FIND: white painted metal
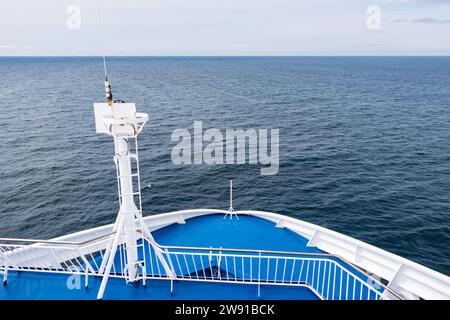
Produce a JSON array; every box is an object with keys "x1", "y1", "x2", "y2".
[
  {"x1": 93, "y1": 102, "x2": 153, "y2": 298},
  {"x1": 116, "y1": 137, "x2": 139, "y2": 281},
  {"x1": 1, "y1": 209, "x2": 449, "y2": 299},
  {"x1": 92, "y1": 102, "x2": 174, "y2": 299},
  {"x1": 238, "y1": 210, "x2": 450, "y2": 300},
  {"x1": 94, "y1": 102, "x2": 143, "y2": 283},
  {"x1": 137, "y1": 209, "x2": 450, "y2": 299},
  {"x1": 224, "y1": 180, "x2": 238, "y2": 220},
  {"x1": 229, "y1": 180, "x2": 233, "y2": 211},
  {"x1": 1, "y1": 269, "x2": 7, "y2": 285},
  {"x1": 154, "y1": 246, "x2": 384, "y2": 300},
  {"x1": 0, "y1": 236, "x2": 383, "y2": 300}
]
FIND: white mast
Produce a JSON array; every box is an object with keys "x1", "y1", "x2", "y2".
[
  {"x1": 93, "y1": 102, "x2": 172, "y2": 299},
  {"x1": 94, "y1": 102, "x2": 145, "y2": 288},
  {"x1": 91, "y1": 1, "x2": 172, "y2": 299}
]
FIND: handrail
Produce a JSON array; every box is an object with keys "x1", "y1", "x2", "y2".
[
  {"x1": 0, "y1": 231, "x2": 404, "y2": 300},
  {"x1": 160, "y1": 249, "x2": 382, "y2": 300},
  {"x1": 0, "y1": 232, "x2": 115, "y2": 246},
  {"x1": 150, "y1": 241, "x2": 404, "y2": 300}
]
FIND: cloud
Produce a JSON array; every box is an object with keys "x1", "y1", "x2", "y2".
[
  {"x1": 2, "y1": 1, "x2": 450, "y2": 56},
  {"x1": 0, "y1": 45, "x2": 16, "y2": 50},
  {"x1": 392, "y1": 17, "x2": 450, "y2": 24},
  {"x1": 413, "y1": 18, "x2": 450, "y2": 23},
  {"x1": 404, "y1": 0, "x2": 450, "y2": 4}
]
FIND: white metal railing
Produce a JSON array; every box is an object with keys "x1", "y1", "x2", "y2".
[
  {"x1": 0, "y1": 234, "x2": 396, "y2": 300},
  {"x1": 0, "y1": 239, "x2": 106, "y2": 276},
  {"x1": 142, "y1": 240, "x2": 386, "y2": 300}
]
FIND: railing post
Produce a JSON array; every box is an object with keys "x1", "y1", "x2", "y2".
[
  {"x1": 77, "y1": 249, "x2": 96, "y2": 274},
  {"x1": 208, "y1": 246, "x2": 214, "y2": 280},
  {"x1": 85, "y1": 269, "x2": 89, "y2": 290},
  {"x1": 2, "y1": 268, "x2": 7, "y2": 286},
  {"x1": 165, "y1": 248, "x2": 175, "y2": 295},
  {"x1": 218, "y1": 247, "x2": 222, "y2": 280},
  {"x1": 1, "y1": 246, "x2": 19, "y2": 270},
  {"x1": 258, "y1": 252, "x2": 261, "y2": 299},
  {"x1": 208, "y1": 246, "x2": 212, "y2": 264},
  {"x1": 142, "y1": 262, "x2": 147, "y2": 287}
]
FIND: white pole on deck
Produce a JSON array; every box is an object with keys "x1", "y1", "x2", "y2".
[
  {"x1": 229, "y1": 180, "x2": 233, "y2": 211},
  {"x1": 224, "y1": 179, "x2": 238, "y2": 220}
]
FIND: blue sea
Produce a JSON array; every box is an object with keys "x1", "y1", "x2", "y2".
[{"x1": 0, "y1": 57, "x2": 449, "y2": 276}]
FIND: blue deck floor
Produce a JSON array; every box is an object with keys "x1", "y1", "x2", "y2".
[
  {"x1": 0, "y1": 271, "x2": 319, "y2": 300},
  {"x1": 152, "y1": 214, "x2": 323, "y2": 253},
  {"x1": 0, "y1": 213, "x2": 379, "y2": 300}
]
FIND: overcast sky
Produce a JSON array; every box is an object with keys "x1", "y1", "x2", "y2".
[{"x1": 1, "y1": 0, "x2": 449, "y2": 56}]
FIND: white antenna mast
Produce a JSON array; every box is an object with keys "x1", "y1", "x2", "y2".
[
  {"x1": 92, "y1": 1, "x2": 173, "y2": 300},
  {"x1": 224, "y1": 180, "x2": 239, "y2": 220}
]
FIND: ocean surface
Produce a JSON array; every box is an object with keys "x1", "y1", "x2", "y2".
[{"x1": 0, "y1": 57, "x2": 449, "y2": 276}]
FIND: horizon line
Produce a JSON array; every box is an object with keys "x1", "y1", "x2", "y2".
[{"x1": 1, "y1": 55, "x2": 450, "y2": 58}]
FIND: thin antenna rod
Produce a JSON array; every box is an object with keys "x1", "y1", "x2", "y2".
[
  {"x1": 96, "y1": 0, "x2": 113, "y2": 106},
  {"x1": 96, "y1": 0, "x2": 108, "y2": 79},
  {"x1": 229, "y1": 180, "x2": 233, "y2": 210}
]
